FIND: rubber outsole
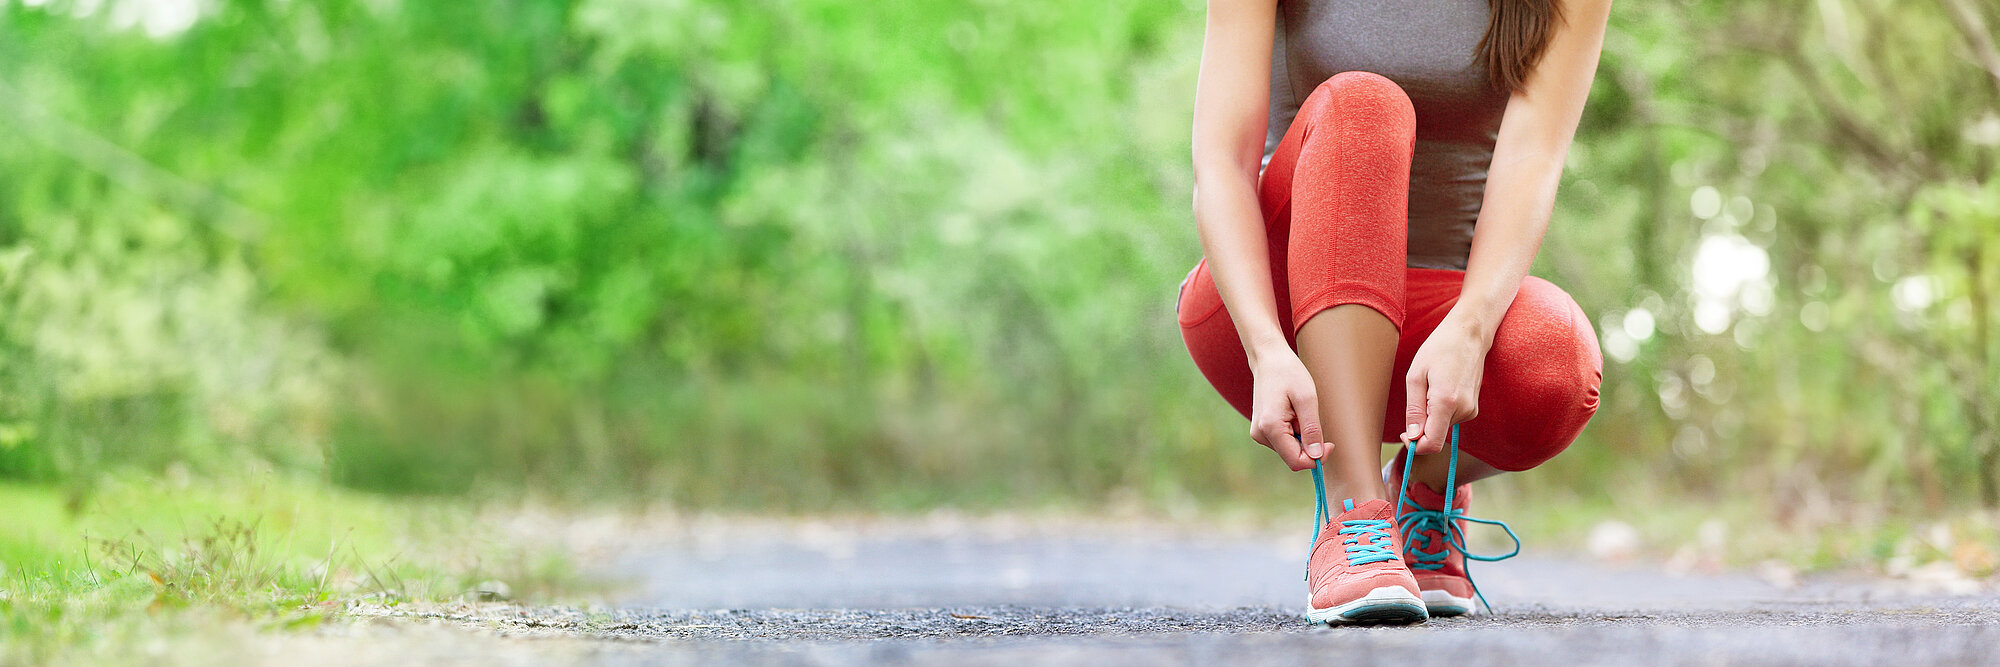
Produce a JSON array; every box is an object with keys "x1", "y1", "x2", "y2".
[
  {"x1": 1305, "y1": 585, "x2": 1429, "y2": 626},
  {"x1": 1422, "y1": 589, "x2": 1475, "y2": 617},
  {"x1": 1425, "y1": 603, "x2": 1471, "y2": 617}
]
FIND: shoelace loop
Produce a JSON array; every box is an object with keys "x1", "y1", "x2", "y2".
[{"x1": 1393, "y1": 424, "x2": 1522, "y2": 613}]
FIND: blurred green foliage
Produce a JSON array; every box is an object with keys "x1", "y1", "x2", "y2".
[{"x1": 0, "y1": 0, "x2": 1994, "y2": 520}]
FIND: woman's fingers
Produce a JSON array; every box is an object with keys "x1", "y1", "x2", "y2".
[
  {"x1": 1268, "y1": 425, "x2": 1312, "y2": 471},
  {"x1": 1294, "y1": 389, "x2": 1324, "y2": 460},
  {"x1": 1251, "y1": 418, "x2": 1313, "y2": 471},
  {"x1": 1277, "y1": 431, "x2": 1314, "y2": 471},
  {"x1": 1403, "y1": 371, "x2": 1428, "y2": 445},
  {"x1": 1420, "y1": 391, "x2": 1455, "y2": 455}
]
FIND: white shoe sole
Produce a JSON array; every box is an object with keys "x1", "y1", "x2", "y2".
[
  {"x1": 1423, "y1": 589, "x2": 1476, "y2": 617},
  {"x1": 1305, "y1": 585, "x2": 1428, "y2": 625}
]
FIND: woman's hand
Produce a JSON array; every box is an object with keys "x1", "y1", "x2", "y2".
[
  {"x1": 1250, "y1": 350, "x2": 1325, "y2": 471},
  {"x1": 1400, "y1": 310, "x2": 1492, "y2": 455}
]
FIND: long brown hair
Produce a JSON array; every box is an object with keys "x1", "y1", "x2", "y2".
[{"x1": 1479, "y1": 0, "x2": 1565, "y2": 92}]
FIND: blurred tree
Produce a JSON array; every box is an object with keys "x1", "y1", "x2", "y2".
[
  {"x1": 0, "y1": 0, "x2": 1993, "y2": 518},
  {"x1": 1543, "y1": 0, "x2": 2000, "y2": 516}
]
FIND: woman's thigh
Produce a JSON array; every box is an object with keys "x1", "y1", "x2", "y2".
[
  {"x1": 1379, "y1": 269, "x2": 1603, "y2": 471},
  {"x1": 1177, "y1": 259, "x2": 1264, "y2": 419}
]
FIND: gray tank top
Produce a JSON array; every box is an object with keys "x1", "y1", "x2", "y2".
[{"x1": 1265, "y1": 0, "x2": 1507, "y2": 270}]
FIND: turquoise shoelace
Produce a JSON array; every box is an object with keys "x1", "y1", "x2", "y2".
[
  {"x1": 1393, "y1": 424, "x2": 1522, "y2": 613},
  {"x1": 1310, "y1": 462, "x2": 1400, "y2": 568}
]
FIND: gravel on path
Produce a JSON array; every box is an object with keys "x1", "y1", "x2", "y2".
[{"x1": 311, "y1": 515, "x2": 2000, "y2": 666}]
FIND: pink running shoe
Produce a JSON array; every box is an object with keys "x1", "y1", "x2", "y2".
[
  {"x1": 1305, "y1": 465, "x2": 1427, "y2": 625},
  {"x1": 1386, "y1": 455, "x2": 1478, "y2": 616},
  {"x1": 1385, "y1": 426, "x2": 1521, "y2": 617}
]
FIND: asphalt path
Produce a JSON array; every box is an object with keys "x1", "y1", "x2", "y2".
[{"x1": 371, "y1": 517, "x2": 2000, "y2": 666}]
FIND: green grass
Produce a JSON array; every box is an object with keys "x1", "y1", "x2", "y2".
[{"x1": 0, "y1": 474, "x2": 574, "y2": 666}]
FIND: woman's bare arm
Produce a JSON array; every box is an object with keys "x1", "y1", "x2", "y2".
[
  {"x1": 1194, "y1": 0, "x2": 1331, "y2": 469},
  {"x1": 1192, "y1": 0, "x2": 1281, "y2": 365},
  {"x1": 1455, "y1": 0, "x2": 1614, "y2": 341},
  {"x1": 1404, "y1": 0, "x2": 1614, "y2": 451}
]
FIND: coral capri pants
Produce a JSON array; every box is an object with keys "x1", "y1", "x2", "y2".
[{"x1": 1176, "y1": 71, "x2": 1603, "y2": 472}]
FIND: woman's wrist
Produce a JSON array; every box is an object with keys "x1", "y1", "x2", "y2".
[
  {"x1": 1449, "y1": 267, "x2": 1526, "y2": 350},
  {"x1": 1242, "y1": 331, "x2": 1294, "y2": 369},
  {"x1": 1440, "y1": 304, "x2": 1500, "y2": 352}
]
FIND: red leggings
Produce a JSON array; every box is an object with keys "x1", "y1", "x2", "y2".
[{"x1": 1177, "y1": 72, "x2": 1603, "y2": 472}]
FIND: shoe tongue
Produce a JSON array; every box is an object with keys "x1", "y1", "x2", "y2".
[
  {"x1": 1402, "y1": 479, "x2": 1465, "y2": 511},
  {"x1": 1408, "y1": 481, "x2": 1445, "y2": 508},
  {"x1": 1343, "y1": 497, "x2": 1393, "y2": 520}
]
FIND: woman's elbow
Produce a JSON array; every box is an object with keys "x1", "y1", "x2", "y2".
[{"x1": 1190, "y1": 159, "x2": 1252, "y2": 198}]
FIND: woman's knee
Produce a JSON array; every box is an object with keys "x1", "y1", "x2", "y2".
[
  {"x1": 1465, "y1": 280, "x2": 1602, "y2": 471},
  {"x1": 1499, "y1": 278, "x2": 1604, "y2": 407},
  {"x1": 1300, "y1": 71, "x2": 1416, "y2": 134}
]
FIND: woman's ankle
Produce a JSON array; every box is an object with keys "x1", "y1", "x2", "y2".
[
  {"x1": 1405, "y1": 449, "x2": 1506, "y2": 491},
  {"x1": 1325, "y1": 477, "x2": 1390, "y2": 505}
]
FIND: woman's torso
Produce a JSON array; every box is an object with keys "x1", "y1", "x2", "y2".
[{"x1": 1265, "y1": 0, "x2": 1507, "y2": 270}]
